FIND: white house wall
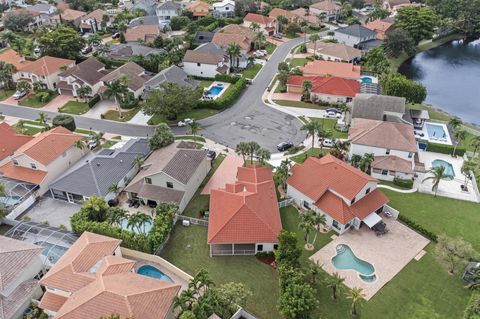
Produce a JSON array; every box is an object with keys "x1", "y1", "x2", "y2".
[
  {"x1": 183, "y1": 61, "x2": 220, "y2": 78},
  {"x1": 350, "y1": 143, "x2": 414, "y2": 162}
]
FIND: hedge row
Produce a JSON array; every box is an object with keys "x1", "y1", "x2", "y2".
[
  {"x1": 193, "y1": 74, "x2": 240, "y2": 84},
  {"x1": 88, "y1": 94, "x2": 101, "y2": 108},
  {"x1": 393, "y1": 177, "x2": 414, "y2": 189},
  {"x1": 197, "y1": 78, "x2": 246, "y2": 110},
  {"x1": 427, "y1": 142, "x2": 466, "y2": 156},
  {"x1": 398, "y1": 214, "x2": 437, "y2": 242}
]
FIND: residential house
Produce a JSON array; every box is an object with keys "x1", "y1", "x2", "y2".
[
  {"x1": 212, "y1": 24, "x2": 255, "y2": 53},
  {"x1": 291, "y1": 7, "x2": 321, "y2": 25},
  {"x1": 99, "y1": 62, "x2": 152, "y2": 98},
  {"x1": 185, "y1": 1, "x2": 210, "y2": 17},
  {"x1": 79, "y1": 9, "x2": 111, "y2": 33},
  {"x1": 349, "y1": 118, "x2": 419, "y2": 181},
  {"x1": 49, "y1": 138, "x2": 149, "y2": 204},
  {"x1": 0, "y1": 127, "x2": 83, "y2": 195},
  {"x1": 306, "y1": 41, "x2": 362, "y2": 63},
  {"x1": 128, "y1": 15, "x2": 161, "y2": 27},
  {"x1": 383, "y1": 0, "x2": 410, "y2": 12},
  {"x1": 13, "y1": 56, "x2": 75, "y2": 91},
  {"x1": 212, "y1": 0, "x2": 235, "y2": 18},
  {"x1": 156, "y1": 1, "x2": 182, "y2": 27},
  {"x1": 268, "y1": 8, "x2": 300, "y2": 23},
  {"x1": 25, "y1": 4, "x2": 56, "y2": 28},
  {"x1": 57, "y1": 58, "x2": 110, "y2": 97},
  {"x1": 38, "y1": 232, "x2": 181, "y2": 319},
  {"x1": 124, "y1": 24, "x2": 163, "y2": 44},
  {"x1": 309, "y1": 0, "x2": 341, "y2": 21},
  {"x1": 106, "y1": 43, "x2": 165, "y2": 61},
  {"x1": 193, "y1": 31, "x2": 215, "y2": 45},
  {"x1": 143, "y1": 65, "x2": 199, "y2": 98},
  {"x1": 125, "y1": 141, "x2": 210, "y2": 212},
  {"x1": 0, "y1": 49, "x2": 32, "y2": 70},
  {"x1": 130, "y1": 0, "x2": 157, "y2": 15},
  {"x1": 208, "y1": 165, "x2": 282, "y2": 256},
  {"x1": 334, "y1": 24, "x2": 378, "y2": 49},
  {"x1": 183, "y1": 42, "x2": 230, "y2": 77},
  {"x1": 287, "y1": 154, "x2": 390, "y2": 234},
  {"x1": 243, "y1": 13, "x2": 277, "y2": 36},
  {"x1": 50, "y1": 8, "x2": 86, "y2": 27},
  {"x1": 0, "y1": 123, "x2": 33, "y2": 164},
  {"x1": 301, "y1": 60, "x2": 361, "y2": 80},
  {"x1": 363, "y1": 18, "x2": 394, "y2": 40},
  {"x1": 349, "y1": 93, "x2": 407, "y2": 124},
  {"x1": 0, "y1": 236, "x2": 44, "y2": 319},
  {"x1": 287, "y1": 75, "x2": 360, "y2": 103}
]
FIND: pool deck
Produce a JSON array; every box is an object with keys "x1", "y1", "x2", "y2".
[
  {"x1": 205, "y1": 81, "x2": 231, "y2": 100},
  {"x1": 310, "y1": 217, "x2": 429, "y2": 300}
]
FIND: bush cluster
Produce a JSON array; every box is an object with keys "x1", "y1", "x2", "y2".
[
  {"x1": 197, "y1": 78, "x2": 246, "y2": 110},
  {"x1": 398, "y1": 214, "x2": 437, "y2": 242},
  {"x1": 52, "y1": 114, "x2": 76, "y2": 132},
  {"x1": 427, "y1": 142, "x2": 466, "y2": 156},
  {"x1": 88, "y1": 94, "x2": 101, "y2": 108},
  {"x1": 393, "y1": 177, "x2": 414, "y2": 189}
]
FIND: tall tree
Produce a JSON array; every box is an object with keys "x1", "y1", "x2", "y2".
[
  {"x1": 275, "y1": 159, "x2": 291, "y2": 192},
  {"x1": 346, "y1": 287, "x2": 365, "y2": 316},
  {"x1": 254, "y1": 31, "x2": 266, "y2": 51},
  {"x1": 38, "y1": 25, "x2": 86, "y2": 59},
  {"x1": 133, "y1": 155, "x2": 144, "y2": 170},
  {"x1": 246, "y1": 141, "x2": 261, "y2": 164},
  {"x1": 384, "y1": 28, "x2": 416, "y2": 58},
  {"x1": 448, "y1": 117, "x2": 463, "y2": 131},
  {"x1": 381, "y1": 73, "x2": 427, "y2": 104},
  {"x1": 77, "y1": 85, "x2": 92, "y2": 102},
  {"x1": 103, "y1": 76, "x2": 128, "y2": 119},
  {"x1": 149, "y1": 123, "x2": 174, "y2": 150},
  {"x1": 255, "y1": 148, "x2": 271, "y2": 165},
  {"x1": 0, "y1": 62, "x2": 16, "y2": 92},
  {"x1": 422, "y1": 165, "x2": 449, "y2": 196},
  {"x1": 470, "y1": 135, "x2": 480, "y2": 158},
  {"x1": 359, "y1": 153, "x2": 374, "y2": 174},
  {"x1": 309, "y1": 33, "x2": 321, "y2": 57},
  {"x1": 325, "y1": 272, "x2": 345, "y2": 300},
  {"x1": 188, "y1": 120, "x2": 201, "y2": 141},
  {"x1": 363, "y1": 47, "x2": 391, "y2": 74},
  {"x1": 298, "y1": 210, "x2": 315, "y2": 248},
  {"x1": 226, "y1": 43, "x2": 242, "y2": 70},
  {"x1": 435, "y1": 234, "x2": 477, "y2": 274},
  {"x1": 301, "y1": 80, "x2": 312, "y2": 102},
  {"x1": 453, "y1": 129, "x2": 467, "y2": 157},
  {"x1": 36, "y1": 112, "x2": 50, "y2": 131},
  {"x1": 301, "y1": 120, "x2": 320, "y2": 150},
  {"x1": 235, "y1": 142, "x2": 249, "y2": 166},
  {"x1": 395, "y1": 6, "x2": 438, "y2": 44},
  {"x1": 461, "y1": 159, "x2": 476, "y2": 189},
  {"x1": 4, "y1": 11, "x2": 34, "y2": 32}
]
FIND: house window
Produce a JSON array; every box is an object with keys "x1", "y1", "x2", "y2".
[
  {"x1": 145, "y1": 177, "x2": 152, "y2": 184},
  {"x1": 365, "y1": 188, "x2": 370, "y2": 195},
  {"x1": 386, "y1": 149, "x2": 390, "y2": 155},
  {"x1": 257, "y1": 244, "x2": 263, "y2": 251},
  {"x1": 30, "y1": 163, "x2": 37, "y2": 169},
  {"x1": 12, "y1": 159, "x2": 19, "y2": 166},
  {"x1": 225, "y1": 6, "x2": 229, "y2": 10},
  {"x1": 303, "y1": 200, "x2": 311, "y2": 209},
  {"x1": 332, "y1": 220, "x2": 339, "y2": 229},
  {"x1": 351, "y1": 197, "x2": 356, "y2": 205},
  {"x1": 197, "y1": 63, "x2": 201, "y2": 67},
  {"x1": 166, "y1": 181, "x2": 173, "y2": 188},
  {"x1": 381, "y1": 170, "x2": 388, "y2": 175},
  {"x1": 273, "y1": 244, "x2": 278, "y2": 250},
  {"x1": 408, "y1": 152, "x2": 413, "y2": 158}
]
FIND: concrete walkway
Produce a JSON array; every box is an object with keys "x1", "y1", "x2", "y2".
[
  {"x1": 128, "y1": 109, "x2": 152, "y2": 125},
  {"x1": 377, "y1": 184, "x2": 418, "y2": 193}
]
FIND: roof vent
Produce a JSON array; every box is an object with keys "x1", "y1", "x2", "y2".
[
  {"x1": 96, "y1": 163, "x2": 100, "y2": 167},
  {"x1": 120, "y1": 159, "x2": 123, "y2": 163}
]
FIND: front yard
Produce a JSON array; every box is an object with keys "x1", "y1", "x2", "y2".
[
  {"x1": 102, "y1": 107, "x2": 141, "y2": 122},
  {"x1": 18, "y1": 92, "x2": 58, "y2": 108},
  {"x1": 59, "y1": 101, "x2": 90, "y2": 115},
  {"x1": 241, "y1": 64, "x2": 262, "y2": 79},
  {"x1": 0, "y1": 89, "x2": 15, "y2": 100},
  {"x1": 290, "y1": 58, "x2": 309, "y2": 67}
]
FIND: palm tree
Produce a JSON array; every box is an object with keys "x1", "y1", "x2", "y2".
[
  {"x1": 188, "y1": 120, "x2": 201, "y2": 141},
  {"x1": 135, "y1": 212, "x2": 152, "y2": 234},
  {"x1": 308, "y1": 259, "x2": 322, "y2": 285},
  {"x1": 448, "y1": 117, "x2": 462, "y2": 131},
  {"x1": 95, "y1": 44, "x2": 111, "y2": 56},
  {"x1": 277, "y1": 15, "x2": 288, "y2": 33},
  {"x1": 247, "y1": 141, "x2": 260, "y2": 164},
  {"x1": 317, "y1": 127, "x2": 332, "y2": 154},
  {"x1": 275, "y1": 159, "x2": 291, "y2": 192},
  {"x1": 103, "y1": 76, "x2": 128, "y2": 119},
  {"x1": 106, "y1": 208, "x2": 127, "y2": 227},
  {"x1": 235, "y1": 142, "x2": 249, "y2": 166},
  {"x1": 338, "y1": 103, "x2": 350, "y2": 124},
  {"x1": 73, "y1": 139, "x2": 86, "y2": 151},
  {"x1": 346, "y1": 287, "x2": 365, "y2": 316},
  {"x1": 325, "y1": 272, "x2": 345, "y2": 300},
  {"x1": 301, "y1": 120, "x2": 320, "y2": 150},
  {"x1": 422, "y1": 165, "x2": 449, "y2": 197},
  {"x1": 90, "y1": 131, "x2": 105, "y2": 147},
  {"x1": 226, "y1": 43, "x2": 241, "y2": 70},
  {"x1": 190, "y1": 269, "x2": 213, "y2": 293},
  {"x1": 16, "y1": 81, "x2": 31, "y2": 94},
  {"x1": 461, "y1": 159, "x2": 476, "y2": 188},
  {"x1": 350, "y1": 154, "x2": 362, "y2": 168},
  {"x1": 249, "y1": 22, "x2": 260, "y2": 32},
  {"x1": 301, "y1": 80, "x2": 312, "y2": 102},
  {"x1": 37, "y1": 112, "x2": 50, "y2": 131},
  {"x1": 133, "y1": 155, "x2": 144, "y2": 170},
  {"x1": 256, "y1": 148, "x2": 271, "y2": 165},
  {"x1": 453, "y1": 129, "x2": 467, "y2": 157},
  {"x1": 77, "y1": 85, "x2": 92, "y2": 102},
  {"x1": 359, "y1": 153, "x2": 374, "y2": 174},
  {"x1": 126, "y1": 213, "x2": 142, "y2": 233},
  {"x1": 0, "y1": 30, "x2": 17, "y2": 47},
  {"x1": 330, "y1": 140, "x2": 350, "y2": 160},
  {"x1": 16, "y1": 120, "x2": 25, "y2": 134},
  {"x1": 311, "y1": 213, "x2": 326, "y2": 245},
  {"x1": 254, "y1": 31, "x2": 266, "y2": 51},
  {"x1": 0, "y1": 62, "x2": 16, "y2": 92},
  {"x1": 309, "y1": 33, "x2": 320, "y2": 57},
  {"x1": 108, "y1": 183, "x2": 121, "y2": 197},
  {"x1": 298, "y1": 210, "x2": 315, "y2": 247},
  {"x1": 470, "y1": 135, "x2": 480, "y2": 158}
]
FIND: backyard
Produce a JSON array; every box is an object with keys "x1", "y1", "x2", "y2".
[{"x1": 59, "y1": 101, "x2": 90, "y2": 115}]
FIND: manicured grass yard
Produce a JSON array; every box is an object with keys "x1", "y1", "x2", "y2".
[
  {"x1": 103, "y1": 107, "x2": 141, "y2": 122},
  {"x1": 100, "y1": 140, "x2": 118, "y2": 149},
  {"x1": 148, "y1": 108, "x2": 220, "y2": 125},
  {"x1": 20, "y1": 126, "x2": 43, "y2": 136},
  {"x1": 0, "y1": 89, "x2": 15, "y2": 100},
  {"x1": 19, "y1": 94, "x2": 57, "y2": 108},
  {"x1": 290, "y1": 58, "x2": 309, "y2": 67},
  {"x1": 174, "y1": 135, "x2": 206, "y2": 143},
  {"x1": 316, "y1": 117, "x2": 348, "y2": 139},
  {"x1": 290, "y1": 148, "x2": 329, "y2": 163},
  {"x1": 266, "y1": 43, "x2": 277, "y2": 54},
  {"x1": 273, "y1": 99, "x2": 325, "y2": 109},
  {"x1": 241, "y1": 64, "x2": 262, "y2": 79},
  {"x1": 199, "y1": 80, "x2": 213, "y2": 88},
  {"x1": 59, "y1": 101, "x2": 90, "y2": 115}
]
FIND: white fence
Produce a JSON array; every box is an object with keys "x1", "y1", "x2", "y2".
[
  {"x1": 6, "y1": 195, "x2": 36, "y2": 220},
  {"x1": 176, "y1": 215, "x2": 209, "y2": 227},
  {"x1": 278, "y1": 198, "x2": 293, "y2": 208}
]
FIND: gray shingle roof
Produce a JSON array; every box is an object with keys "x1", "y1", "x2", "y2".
[
  {"x1": 49, "y1": 139, "x2": 149, "y2": 197},
  {"x1": 336, "y1": 24, "x2": 377, "y2": 38},
  {"x1": 143, "y1": 65, "x2": 199, "y2": 97},
  {"x1": 162, "y1": 150, "x2": 207, "y2": 184},
  {"x1": 132, "y1": 0, "x2": 157, "y2": 15},
  {"x1": 351, "y1": 94, "x2": 406, "y2": 121},
  {"x1": 107, "y1": 43, "x2": 165, "y2": 60},
  {"x1": 157, "y1": 1, "x2": 181, "y2": 10},
  {"x1": 194, "y1": 31, "x2": 215, "y2": 44},
  {"x1": 100, "y1": 62, "x2": 151, "y2": 91},
  {"x1": 59, "y1": 58, "x2": 107, "y2": 86},
  {"x1": 128, "y1": 15, "x2": 160, "y2": 27}
]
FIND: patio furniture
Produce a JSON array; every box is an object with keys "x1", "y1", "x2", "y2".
[{"x1": 384, "y1": 210, "x2": 393, "y2": 218}]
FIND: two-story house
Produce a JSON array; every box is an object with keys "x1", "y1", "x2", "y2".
[
  {"x1": 185, "y1": 1, "x2": 210, "y2": 18},
  {"x1": 287, "y1": 75, "x2": 360, "y2": 103},
  {"x1": 309, "y1": 0, "x2": 341, "y2": 21},
  {"x1": 0, "y1": 127, "x2": 84, "y2": 196},
  {"x1": 182, "y1": 42, "x2": 230, "y2": 77},
  {"x1": 0, "y1": 123, "x2": 33, "y2": 164},
  {"x1": 212, "y1": 0, "x2": 235, "y2": 18},
  {"x1": 39, "y1": 232, "x2": 181, "y2": 319},
  {"x1": 287, "y1": 155, "x2": 390, "y2": 234},
  {"x1": 57, "y1": 58, "x2": 110, "y2": 97},
  {"x1": 0, "y1": 236, "x2": 44, "y2": 319},
  {"x1": 334, "y1": 24, "x2": 378, "y2": 49},
  {"x1": 243, "y1": 13, "x2": 277, "y2": 36},
  {"x1": 99, "y1": 62, "x2": 152, "y2": 98},
  {"x1": 13, "y1": 56, "x2": 75, "y2": 91},
  {"x1": 156, "y1": 1, "x2": 182, "y2": 27},
  {"x1": 24, "y1": 4, "x2": 56, "y2": 28},
  {"x1": 50, "y1": 8, "x2": 86, "y2": 27},
  {"x1": 79, "y1": 9, "x2": 111, "y2": 33},
  {"x1": 125, "y1": 141, "x2": 210, "y2": 213},
  {"x1": 268, "y1": 8, "x2": 300, "y2": 24}
]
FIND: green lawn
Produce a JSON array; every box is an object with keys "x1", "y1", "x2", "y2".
[
  {"x1": 148, "y1": 108, "x2": 220, "y2": 125},
  {"x1": 0, "y1": 89, "x2": 15, "y2": 100},
  {"x1": 266, "y1": 43, "x2": 277, "y2": 54},
  {"x1": 314, "y1": 117, "x2": 348, "y2": 139},
  {"x1": 18, "y1": 94, "x2": 57, "y2": 108},
  {"x1": 241, "y1": 64, "x2": 262, "y2": 79},
  {"x1": 290, "y1": 58, "x2": 309, "y2": 67},
  {"x1": 101, "y1": 140, "x2": 118, "y2": 149},
  {"x1": 20, "y1": 126, "x2": 43, "y2": 136},
  {"x1": 75, "y1": 128, "x2": 93, "y2": 135},
  {"x1": 182, "y1": 154, "x2": 225, "y2": 218},
  {"x1": 290, "y1": 147, "x2": 329, "y2": 163},
  {"x1": 199, "y1": 80, "x2": 213, "y2": 88},
  {"x1": 174, "y1": 135, "x2": 206, "y2": 143},
  {"x1": 160, "y1": 224, "x2": 279, "y2": 319},
  {"x1": 273, "y1": 99, "x2": 325, "y2": 109},
  {"x1": 407, "y1": 103, "x2": 451, "y2": 122},
  {"x1": 103, "y1": 107, "x2": 141, "y2": 122},
  {"x1": 59, "y1": 101, "x2": 90, "y2": 115}
]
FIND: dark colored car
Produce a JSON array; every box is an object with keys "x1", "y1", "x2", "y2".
[
  {"x1": 112, "y1": 32, "x2": 120, "y2": 39},
  {"x1": 207, "y1": 150, "x2": 216, "y2": 160},
  {"x1": 277, "y1": 142, "x2": 293, "y2": 152}
]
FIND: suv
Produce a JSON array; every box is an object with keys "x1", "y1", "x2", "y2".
[
  {"x1": 277, "y1": 142, "x2": 293, "y2": 152},
  {"x1": 322, "y1": 138, "x2": 333, "y2": 147},
  {"x1": 177, "y1": 118, "x2": 193, "y2": 127},
  {"x1": 13, "y1": 90, "x2": 27, "y2": 100}
]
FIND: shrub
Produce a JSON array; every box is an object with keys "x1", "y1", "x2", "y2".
[
  {"x1": 197, "y1": 78, "x2": 246, "y2": 110},
  {"x1": 52, "y1": 114, "x2": 76, "y2": 131},
  {"x1": 88, "y1": 94, "x2": 101, "y2": 108},
  {"x1": 119, "y1": 91, "x2": 139, "y2": 109},
  {"x1": 464, "y1": 292, "x2": 480, "y2": 319},
  {"x1": 398, "y1": 214, "x2": 437, "y2": 242},
  {"x1": 427, "y1": 142, "x2": 466, "y2": 156},
  {"x1": 393, "y1": 177, "x2": 414, "y2": 189},
  {"x1": 214, "y1": 74, "x2": 240, "y2": 84}
]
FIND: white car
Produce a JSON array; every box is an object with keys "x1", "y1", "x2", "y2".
[
  {"x1": 322, "y1": 138, "x2": 333, "y2": 147},
  {"x1": 254, "y1": 50, "x2": 267, "y2": 57},
  {"x1": 87, "y1": 139, "x2": 98, "y2": 150},
  {"x1": 13, "y1": 90, "x2": 27, "y2": 100},
  {"x1": 177, "y1": 118, "x2": 194, "y2": 127},
  {"x1": 324, "y1": 111, "x2": 341, "y2": 119}
]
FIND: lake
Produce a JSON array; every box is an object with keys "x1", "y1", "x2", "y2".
[{"x1": 398, "y1": 38, "x2": 480, "y2": 125}]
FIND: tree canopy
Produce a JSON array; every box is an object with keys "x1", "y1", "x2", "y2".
[
  {"x1": 381, "y1": 73, "x2": 427, "y2": 104},
  {"x1": 4, "y1": 11, "x2": 34, "y2": 32},
  {"x1": 395, "y1": 6, "x2": 438, "y2": 44},
  {"x1": 384, "y1": 28, "x2": 416, "y2": 58},
  {"x1": 428, "y1": 0, "x2": 480, "y2": 37},
  {"x1": 149, "y1": 123, "x2": 175, "y2": 150},
  {"x1": 362, "y1": 47, "x2": 391, "y2": 74},
  {"x1": 38, "y1": 25, "x2": 86, "y2": 60}
]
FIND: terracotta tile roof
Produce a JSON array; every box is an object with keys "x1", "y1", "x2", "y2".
[
  {"x1": 287, "y1": 75, "x2": 360, "y2": 97},
  {"x1": 17, "y1": 56, "x2": 75, "y2": 76},
  {"x1": 287, "y1": 155, "x2": 377, "y2": 202},
  {"x1": 310, "y1": 0, "x2": 341, "y2": 11},
  {"x1": 40, "y1": 232, "x2": 121, "y2": 293},
  {"x1": 301, "y1": 60, "x2": 361, "y2": 79},
  {"x1": 291, "y1": 8, "x2": 320, "y2": 24},
  {"x1": 268, "y1": 8, "x2": 298, "y2": 20},
  {"x1": 212, "y1": 33, "x2": 251, "y2": 51},
  {"x1": 244, "y1": 13, "x2": 275, "y2": 24},
  {"x1": 349, "y1": 189, "x2": 389, "y2": 219},
  {"x1": 0, "y1": 49, "x2": 32, "y2": 70},
  {"x1": 14, "y1": 126, "x2": 81, "y2": 165},
  {"x1": 52, "y1": 8, "x2": 86, "y2": 21},
  {"x1": 185, "y1": 1, "x2": 209, "y2": 15},
  {"x1": 208, "y1": 165, "x2": 282, "y2": 244},
  {"x1": 0, "y1": 122, "x2": 33, "y2": 162},
  {"x1": 349, "y1": 118, "x2": 417, "y2": 153},
  {"x1": 0, "y1": 161, "x2": 47, "y2": 184},
  {"x1": 372, "y1": 155, "x2": 414, "y2": 174},
  {"x1": 218, "y1": 24, "x2": 256, "y2": 41},
  {"x1": 39, "y1": 291, "x2": 68, "y2": 313},
  {"x1": 124, "y1": 25, "x2": 161, "y2": 43},
  {"x1": 363, "y1": 19, "x2": 394, "y2": 40},
  {"x1": 83, "y1": 8, "x2": 107, "y2": 21}
]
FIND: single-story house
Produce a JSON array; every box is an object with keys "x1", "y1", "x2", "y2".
[
  {"x1": 183, "y1": 43, "x2": 230, "y2": 77},
  {"x1": 309, "y1": 0, "x2": 341, "y2": 21},
  {"x1": 334, "y1": 24, "x2": 378, "y2": 49},
  {"x1": 301, "y1": 60, "x2": 361, "y2": 80},
  {"x1": 185, "y1": 1, "x2": 210, "y2": 17},
  {"x1": 106, "y1": 43, "x2": 166, "y2": 61},
  {"x1": 287, "y1": 75, "x2": 360, "y2": 103},
  {"x1": 307, "y1": 41, "x2": 362, "y2": 63},
  {"x1": 49, "y1": 138, "x2": 149, "y2": 204},
  {"x1": 57, "y1": 57, "x2": 110, "y2": 97},
  {"x1": 287, "y1": 154, "x2": 390, "y2": 234},
  {"x1": 99, "y1": 62, "x2": 152, "y2": 98},
  {"x1": 0, "y1": 123, "x2": 33, "y2": 164},
  {"x1": 143, "y1": 65, "x2": 199, "y2": 98},
  {"x1": 39, "y1": 232, "x2": 181, "y2": 319},
  {"x1": 0, "y1": 236, "x2": 44, "y2": 319},
  {"x1": 124, "y1": 141, "x2": 210, "y2": 213},
  {"x1": 243, "y1": 13, "x2": 277, "y2": 36},
  {"x1": 208, "y1": 165, "x2": 282, "y2": 256}
]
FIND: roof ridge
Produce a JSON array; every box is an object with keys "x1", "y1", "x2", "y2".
[{"x1": 87, "y1": 161, "x2": 103, "y2": 196}]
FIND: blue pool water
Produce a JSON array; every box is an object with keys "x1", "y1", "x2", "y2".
[
  {"x1": 332, "y1": 244, "x2": 376, "y2": 282},
  {"x1": 361, "y1": 77, "x2": 373, "y2": 84},
  {"x1": 425, "y1": 123, "x2": 448, "y2": 140},
  {"x1": 35, "y1": 242, "x2": 69, "y2": 264},
  {"x1": 120, "y1": 219, "x2": 152, "y2": 234},
  {"x1": 432, "y1": 159, "x2": 455, "y2": 178},
  {"x1": 0, "y1": 195, "x2": 21, "y2": 207},
  {"x1": 208, "y1": 85, "x2": 224, "y2": 96},
  {"x1": 137, "y1": 265, "x2": 174, "y2": 283}
]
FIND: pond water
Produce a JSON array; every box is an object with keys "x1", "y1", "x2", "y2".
[{"x1": 398, "y1": 38, "x2": 480, "y2": 125}]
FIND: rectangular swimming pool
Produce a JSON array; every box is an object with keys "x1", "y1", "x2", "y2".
[
  {"x1": 425, "y1": 123, "x2": 449, "y2": 142},
  {"x1": 208, "y1": 85, "x2": 225, "y2": 96}
]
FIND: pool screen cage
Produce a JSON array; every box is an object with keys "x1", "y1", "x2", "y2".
[
  {"x1": 5, "y1": 221, "x2": 78, "y2": 267},
  {"x1": 0, "y1": 176, "x2": 38, "y2": 211}
]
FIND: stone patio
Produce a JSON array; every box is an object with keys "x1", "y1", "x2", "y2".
[{"x1": 309, "y1": 217, "x2": 430, "y2": 300}]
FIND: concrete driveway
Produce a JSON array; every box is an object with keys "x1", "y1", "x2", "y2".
[
  {"x1": 23, "y1": 197, "x2": 80, "y2": 230},
  {"x1": 42, "y1": 95, "x2": 74, "y2": 111},
  {"x1": 83, "y1": 100, "x2": 116, "y2": 119}
]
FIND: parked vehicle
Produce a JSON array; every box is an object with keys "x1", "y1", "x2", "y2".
[
  {"x1": 33, "y1": 47, "x2": 41, "y2": 55},
  {"x1": 112, "y1": 32, "x2": 120, "y2": 39},
  {"x1": 81, "y1": 46, "x2": 92, "y2": 55},
  {"x1": 277, "y1": 142, "x2": 293, "y2": 152},
  {"x1": 13, "y1": 90, "x2": 27, "y2": 100},
  {"x1": 87, "y1": 139, "x2": 98, "y2": 150},
  {"x1": 273, "y1": 34, "x2": 283, "y2": 39},
  {"x1": 322, "y1": 138, "x2": 333, "y2": 147},
  {"x1": 325, "y1": 111, "x2": 341, "y2": 119},
  {"x1": 206, "y1": 150, "x2": 216, "y2": 160},
  {"x1": 177, "y1": 118, "x2": 193, "y2": 127},
  {"x1": 326, "y1": 108, "x2": 340, "y2": 114}
]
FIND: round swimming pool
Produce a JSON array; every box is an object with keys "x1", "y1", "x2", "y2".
[
  {"x1": 432, "y1": 159, "x2": 455, "y2": 179},
  {"x1": 137, "y1": 265, "x2": 174, "y2": 283}
]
